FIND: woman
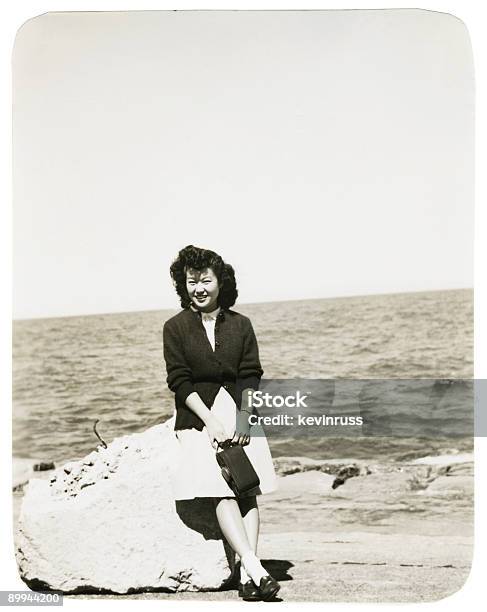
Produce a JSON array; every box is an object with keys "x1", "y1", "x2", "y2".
[{"x1": 163, "y1": 244, "x2": 280, "y2": 602}]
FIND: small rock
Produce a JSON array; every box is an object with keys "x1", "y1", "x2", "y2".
[{"x1": 33, "y1": 461, "x2": 55, "y2": 472}]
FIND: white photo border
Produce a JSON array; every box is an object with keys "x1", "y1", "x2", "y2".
[{"x1": 1, "y1": 3, "x2": 485, "y2": 612}]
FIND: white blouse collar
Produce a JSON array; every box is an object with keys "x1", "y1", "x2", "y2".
[
  {"x1": 190, "y1": 304, "x2": 221, "y2": 321},
  {"x1": 201, "y1": 305, "x2": 221, "y2": 321}
]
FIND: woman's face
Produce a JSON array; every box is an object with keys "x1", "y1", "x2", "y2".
[{"x1": 186, "y1": 267, "x2": 220, "y2": 312}]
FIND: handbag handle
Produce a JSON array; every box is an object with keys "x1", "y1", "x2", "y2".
[{"x1": 216, "y1": 438, "x2": 234, "y2": 451}]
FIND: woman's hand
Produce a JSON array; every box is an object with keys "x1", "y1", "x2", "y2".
[
  {"x1": 231, "y1": 410, "x2": 252, "y2": 446},
  {"x1": 206, "y1": 415, "x2": 229, "y2": 449}
]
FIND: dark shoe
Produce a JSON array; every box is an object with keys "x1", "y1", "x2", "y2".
[
  {"x1": 239, "y1": 580, "x2": 261, "y2": 601},
  {"x1": 257, "y1": 575, "x2": 281, "y2": 601}
]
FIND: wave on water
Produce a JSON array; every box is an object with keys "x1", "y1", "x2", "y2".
[{"x1": 12, "y1": 289, "x2": 473, "y2": 465}]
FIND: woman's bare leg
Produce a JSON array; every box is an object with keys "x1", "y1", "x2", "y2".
[
  {"x1": 238, "y1": 495, "x2": 259, "y2": 551},
  {"x1": 213, "y1": 497, "x2": 252, "y2": 557},
  {"x1": 237, "y1": 496, "x2": 259, "y2": 583},
  {"x1": 213, "y1": 496, "x2": 268, "y2": 585}
]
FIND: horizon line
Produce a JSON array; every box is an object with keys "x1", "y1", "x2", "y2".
[{"x1": 13, "y1": 286, "x2": 473, "y2": 323}]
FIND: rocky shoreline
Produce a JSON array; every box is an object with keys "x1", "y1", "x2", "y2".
[{"x1": 11, "y1": 424, "x2": 474, "y2": 602}]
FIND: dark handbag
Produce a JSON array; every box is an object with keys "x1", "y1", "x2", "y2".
[{"x1": 215, "y1": 439, "x2": 260, "y2": 496}]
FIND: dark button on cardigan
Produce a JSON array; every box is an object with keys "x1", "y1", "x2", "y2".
[{"x1": 163, "y1": 307, "x2": 264, "y2": 431}]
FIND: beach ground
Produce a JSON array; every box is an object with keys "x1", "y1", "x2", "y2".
[
  {"x1": 59, "y1": 530, "x2": 472, "y2": 603},
  {"x1": 13, "y1": 462, "x2": 473, "y2": 603}
]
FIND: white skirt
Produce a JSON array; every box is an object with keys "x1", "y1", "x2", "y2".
[{"x1": 168, "y1": 387, "x2": 278, "y2": 500}]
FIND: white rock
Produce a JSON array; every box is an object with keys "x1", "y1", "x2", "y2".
[
  {"x1": 411, "y1": 453, "x2": 474, "y2": 466},
  {"x1": 15, "y1": 417, "x2": 234, "y2": 594},
  {"x1": 12, "y1": 458, "x2": 56, "y2": 490}
]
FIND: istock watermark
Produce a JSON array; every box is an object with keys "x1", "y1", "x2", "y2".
[
  {"x1": 235, "y1": 378, "x2": 480, "y2": 438},
  {"x1": 247, "y1": 412, "x2": 364, "y2": 427},
  {"x1": 247, "y1": 390, "x2": 310, "y2": 409}
]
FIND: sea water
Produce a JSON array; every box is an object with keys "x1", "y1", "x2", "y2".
[{"x1": 12, "y1": 289, "x2": 473, "y2": 465}]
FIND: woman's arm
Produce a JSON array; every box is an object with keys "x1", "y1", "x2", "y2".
[
  {"x1": 184, "y1": 392, "x2": 228, "y2": 446},
  {"x1": 236, "y1": 318, "x2": 264, "y2": 410},
  {"x1": 163, "y1": 320, "x2": 195, "y2": 405},
  {"x1": 232, "y1": 318, "x2": 264, "y2": 445},
  {"x1": 183, "y1": 391, "x2": 215, "y2": 426},
  {"x1": 163, "y1": 319, "x2": 227, "y2": 445}
]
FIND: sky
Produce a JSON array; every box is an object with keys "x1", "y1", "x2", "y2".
[{"x1": 12, "y1": 9, "x2": 474, "y2": 319}]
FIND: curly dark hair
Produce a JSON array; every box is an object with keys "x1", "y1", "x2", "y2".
[{"x1": 169, "y1": 245, "x2": 238, "y2": 309}]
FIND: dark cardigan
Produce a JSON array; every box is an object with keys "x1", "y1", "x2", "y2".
[{"x1": 163, "y1": 307, "x2": 264, "y2": 431}]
